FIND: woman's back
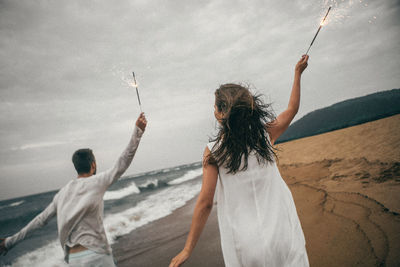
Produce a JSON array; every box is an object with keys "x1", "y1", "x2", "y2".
[
  {"x1": 207, "y1": 134, "x2": 308, "y2": 267},
  {"x1": 170, "y1": 58, "x2": 310, "y2": 267}
]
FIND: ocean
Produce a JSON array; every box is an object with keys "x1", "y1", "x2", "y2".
[{"x1": 0, "y1": 162, "x2": 203, "y2": 267}]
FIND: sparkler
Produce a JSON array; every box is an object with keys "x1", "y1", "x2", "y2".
[
  {"x1": 305, "y1": 6, "x2": 332, "y2": 55},
  {"x1": 132, "y1": 72, "x2": 142, "y2": 112}
]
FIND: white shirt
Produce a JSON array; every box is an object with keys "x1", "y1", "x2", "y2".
[{"x1": 5, "y1": 125, "x2": 144, "y2": 263}]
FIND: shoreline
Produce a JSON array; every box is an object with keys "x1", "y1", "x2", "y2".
[{"x1": 112, "y1": 194, "x2": 225, "y2": 267}]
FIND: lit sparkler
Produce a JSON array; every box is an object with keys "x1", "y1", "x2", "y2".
[
  {"x1": 132, "y1": 72, "x2": 142, "y2": 112},
  {"x1": 305, "y1": 6, "x2": 332, "y2": 55}
]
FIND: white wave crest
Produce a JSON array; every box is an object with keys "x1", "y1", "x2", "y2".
[
  {"x1": 0, "y1": 200, "x2": 25, "y2": 210},
  {"x1": 168, "y1": 168, "x2": 202, "y2": 185},
  {"x1": 138, "y1": 179, "x2": 158, "y2": 189},
  {"x1": 9, "y1": 200, "x2": 25, "y2": 207},
  {"x1": 162, "y1": 168, "x2": 171, "y2": 173},
  {"x1": 104, "y1": 180, "x2": 201, "y2": 242},
  {"x1": 103, "y1": 181, "x2": 140, "y2": 201}
]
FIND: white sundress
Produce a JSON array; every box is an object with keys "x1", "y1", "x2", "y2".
[{"x1": 207, "y1": 134, "x2": 309, "y2": 267}]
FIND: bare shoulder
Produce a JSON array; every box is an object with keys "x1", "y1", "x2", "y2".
[
  {"x1": 202, "y1": 145, "x2": 219, "y2": 173},
  {"x1": 202, "y1": 146, "x2": 212, "y2": 166}
]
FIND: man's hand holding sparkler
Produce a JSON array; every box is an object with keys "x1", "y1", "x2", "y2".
[
  {"x1": 136, "y1": 112, "x2": 147, "y2": 132},
  {"x1": 295, "y1": 55, "x2": 309, "y2": 75}
]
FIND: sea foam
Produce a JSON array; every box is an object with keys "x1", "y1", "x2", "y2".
[
  {"x1": 168, "y1": 168, "x2": 202, "y2": 185},
  {"x1": 5, "y1": 240, "x2": 67, "y2": 267},
  {"x1": 104, "y1": 180, "x2": 202, "y2": 242},
  {"x1": 103, "y1": 181, "x2": 140, "y2": 201}
]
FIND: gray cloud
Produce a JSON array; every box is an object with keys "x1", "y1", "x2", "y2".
[{"x1": 0, "y1": 0, "x2": 399, "y2": 200}]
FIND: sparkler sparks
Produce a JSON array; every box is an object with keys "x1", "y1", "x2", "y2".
[{"x1": 305, "y1": 6, "x2": 332, "y2": 55}]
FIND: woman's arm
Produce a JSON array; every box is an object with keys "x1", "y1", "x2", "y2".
[
  {"x1": 267, "y1": 55, "x2": 309, "y2": 145},
  {"x1": 169, "y1": 147, "x2": 219, "y2": 267}
]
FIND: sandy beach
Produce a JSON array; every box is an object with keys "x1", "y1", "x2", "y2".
[{"x1": 112, "y1": 114, "x2": 400, "y2": 267}]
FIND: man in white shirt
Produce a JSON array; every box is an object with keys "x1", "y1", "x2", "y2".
[{"x1": 0, "y1": 112, "x2": 147, "y2": 266}]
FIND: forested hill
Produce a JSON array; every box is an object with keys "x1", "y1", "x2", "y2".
[{"x1": 275, "y1": 88, "x2": 400, "y2": 144}]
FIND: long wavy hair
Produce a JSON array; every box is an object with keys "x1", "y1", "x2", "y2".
[{"x1": 206, "y1": 83, "x2": 279, "y2": 174}]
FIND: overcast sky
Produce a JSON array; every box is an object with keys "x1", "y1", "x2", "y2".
[{"x1": 0, "y1": 0, "x2": 399, "y2": 200}]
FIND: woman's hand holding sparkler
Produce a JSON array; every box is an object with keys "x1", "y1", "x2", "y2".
[{"x1": 295, "y1": 55, "x2": 309, "y2": 75}]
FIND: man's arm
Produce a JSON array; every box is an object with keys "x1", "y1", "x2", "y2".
[
  {"x1": 98, "y1": 112, "x2": 147, "y2": 189},
  {"x1": 267, "y1": 55, "x2": 309, "y2": 145},
  {"x1": 1, "y1": 198, "x2": 57, "y2": 253}
]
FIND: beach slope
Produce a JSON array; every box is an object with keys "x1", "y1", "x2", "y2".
[{"x1": 113, "y1": 114, "x2": 400, "y2": 267}]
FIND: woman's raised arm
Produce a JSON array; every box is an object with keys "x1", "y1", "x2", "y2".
[{"x1": 267, "y1": 55, "x2": 309, "y2": 145}]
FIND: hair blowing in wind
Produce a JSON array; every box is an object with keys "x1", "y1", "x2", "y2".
[{"x1": 208, "y1": 84, "x2": 279, "y2": 174}]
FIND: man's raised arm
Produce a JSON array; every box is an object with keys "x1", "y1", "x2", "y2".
[{"x1": 98, "y1": 112, "x2": 147, "y2": 189}]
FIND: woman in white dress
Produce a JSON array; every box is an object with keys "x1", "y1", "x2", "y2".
[{"x1": 170, "y1": 55, "x2": 310, "y2": 267}]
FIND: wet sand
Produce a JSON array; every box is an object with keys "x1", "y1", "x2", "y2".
[{"x1": 112, "y1": 114, "x2": 400, "y2": 267}]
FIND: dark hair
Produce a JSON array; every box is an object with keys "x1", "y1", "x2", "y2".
[
  {"x1": 72, "y1": 148, "x2": 95, "y2": 174},
  {"x1": 206, "y1": 83, "x2": 278, "y2": 174}
]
